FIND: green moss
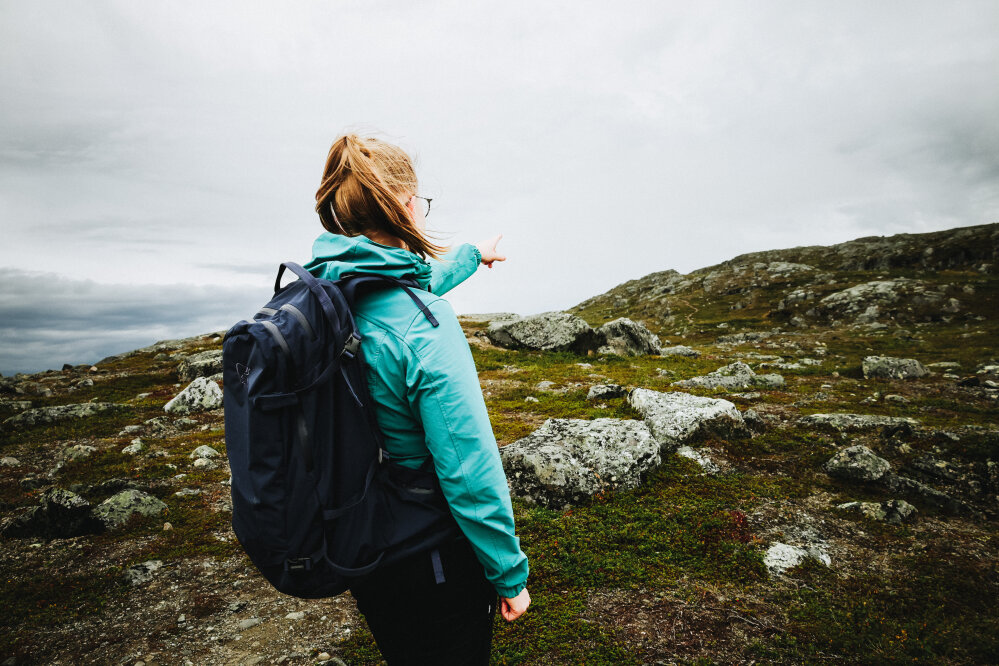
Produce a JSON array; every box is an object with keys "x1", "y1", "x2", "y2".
[{"x1": 0, "y1": 566, "x2": 126, "y2": 656}]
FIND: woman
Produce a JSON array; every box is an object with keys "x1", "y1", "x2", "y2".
[{"x1": 303, "y1": 133, "x2": 530, "y2": 664}]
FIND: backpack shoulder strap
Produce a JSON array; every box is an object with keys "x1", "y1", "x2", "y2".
[{"x1": 337, "y1": 274, "x2": 439, "y2": 327}]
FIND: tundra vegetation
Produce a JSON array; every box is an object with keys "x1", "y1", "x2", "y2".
[{"x1": 1, "y1": 223, "x2": 997, "y2": 664}]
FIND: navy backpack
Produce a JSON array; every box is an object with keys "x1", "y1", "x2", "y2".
[{"x1": 222, "y1": 263, "x2": 460, "y2": 598}]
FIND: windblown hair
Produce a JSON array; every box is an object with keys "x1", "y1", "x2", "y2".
[{"x1": 315, "y1": 134, "x2": 445, "y2": 260}]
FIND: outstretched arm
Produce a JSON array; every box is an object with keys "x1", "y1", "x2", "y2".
[{"x1": 427, "y1": 235, "x2": 506, "y2": 295}]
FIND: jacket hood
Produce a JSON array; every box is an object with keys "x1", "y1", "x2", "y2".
[{"x1": 303, "y1": 232, "x2": 433, "y2": 291}]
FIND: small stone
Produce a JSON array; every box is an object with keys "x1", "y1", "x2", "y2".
[
  {"x1": 586, "y1": 384, "x2": 626, "y2": 401},
  {"x1": 163, "y1": 522, "x2": 173, "y2": 531},
  {"x1": 190, "y1": 445, "x2": 221, "y2": 459},
  {"x1": 0, "y1": 457, "x2": 20, "y2": 467},
  {"x1": 824, "y1": 445, "x2": 892, "y2": 482},
  {"x1": 62, "y1": 444, "x2": 98, "y2": 461},
  {"x1": 535, "y1": 381, "x2": 557, "y2": 391},
  {"x1": 178, "y1": 614, "x2": 186, "y2": 623},
  {"x1": 125, "y1": 560, "x2": 164, "y2": 586},
  {"x1": 238, "y1": 617, "x2": 263, "y2": 631},
  {"x1": 285, "y1": 611, "x2": 306, "y2": 620},
  {"x1": 524, "y1": 396, "x2": 540, "y2": 403},
  {"x1": 317, "y1": 652, "x2": 331, "y2": 661},
  {"x1": 174, "y1": 488, "x2": 202, "y2": 497},
  {"x1": 122, "y1": 440, "x2": 145, "y2": 455},
  {"x1": 193, "y1": 457, "x2": 217, "y2": 470}
]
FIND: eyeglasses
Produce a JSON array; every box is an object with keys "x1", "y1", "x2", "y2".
[{"x1": 412, "y1": 195, "x2": 432, "y2": 218}]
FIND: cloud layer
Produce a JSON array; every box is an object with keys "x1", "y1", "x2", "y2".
[{"x1": 2, "y1": 1, "x2": 998, "y2": 372}]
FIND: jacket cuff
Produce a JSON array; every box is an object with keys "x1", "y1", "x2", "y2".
[
  {"x1": 467, "y1": 243, "x2": 482, "y2": 267},
  {"x1": 494, "y1": 581, "x2": 526, "y2": 599}
]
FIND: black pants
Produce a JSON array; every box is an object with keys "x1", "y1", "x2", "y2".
[{"x1": 349, "y1": 536, "x2": 498, "y2": 665}]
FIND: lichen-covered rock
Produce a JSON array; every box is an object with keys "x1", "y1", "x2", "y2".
[
  {"x1": 676, "y1": 446, "x2": 721, "y2": 474},
  {"x1": 628, "y1": 389, "x2": 749, "y2": 451},
  {"x1": 763, "y1": 542, "x2": 831, "y2": 576},
  {"x1": 486, "y1": 312, "x2": 603, "y2": 354},
  {"x1": 836, "y1": 499, "x2": 917, "y2": 524},
  {"x1": 94, "y1": 489, "x2": 168, "y2": 528},
  {"x1": 862, "y1": 355, "x2": 931, "y2": 380},
  {"x1": 595, "y1": 318, "x2": 662, "y2": 356},
  {"x1": 61, "y1": 444, "x2": 98, "y2": 461},
  {"x1": 121, "y1": 440, "x2": 145, "y2": 455},
  {"x1": 177, "y1": 350, "x2": 224, "y2": 382},
  {"x1": 3, "y1": 402, "x2": 124, "y2": 428},
  {"x1": 190, "y1": 445, "x2": 221, "y2": 459},
  {"x1": 164, "y1": 377, "x2": 223, "y2": 414},
  {"x1": 125, "y1": 560, "x2": 164, "y2": 586},
  {"x1": 1, "y1": 488, "x2": 104, "y2": 539},
  {"x1": 500, "y1": 418, "x2": 660, "y2": 508},
  {"x1": 824, "y1": 445, "x2": 892, "y2": 482},
  {"x1": 586, "y1": 384, "x2": 627, "y2": 401},
  {"x1": 659, "y1": 345, "x2": 700, "y2": 358},
  {"x1": 672, "y1": 362, "x2": 784, "y2": 390},
  {"x1": 801, "y1": 413, "x2": 919, "y2": 431}
]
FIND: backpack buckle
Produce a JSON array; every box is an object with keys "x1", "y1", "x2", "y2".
[
  {"x1": 340, "y1": 334, "x2": 361, "y2": 359},
  {"x1": 284, "y1": 557, "x2": 313, "y2": 573}
]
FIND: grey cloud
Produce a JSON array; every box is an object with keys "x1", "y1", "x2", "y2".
[{"x1": 0, "y1": 268, "x2": 270, "y2": 375}]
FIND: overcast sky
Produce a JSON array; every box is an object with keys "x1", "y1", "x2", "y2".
[{"x1": 2, "y1": 1, "x2": 998, "y2": 375}]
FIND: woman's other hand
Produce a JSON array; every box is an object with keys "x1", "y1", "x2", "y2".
[
  {"x1": 499, "y1": 587, "x2": 530, "y2": 622},
  {"x1": 475, "y1": 234, "x2": 506, "y2": 268}
]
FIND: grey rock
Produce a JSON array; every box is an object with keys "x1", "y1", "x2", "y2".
[
  {"x1": 801, "y1": 413, "x2": 919, "y2": 431},
  {"x1": 189, "y1": 445, "x2": 221, "y2": 459},
  {"x1": 862, "y1": 356, "x2": 930, "y2": 380},
  {"x1": 716, "y1": 331, "x2": 773, "y2": 344},
  {"x1": 94, "y1": 489, "x2": 168, "y2": 528},
  {"x1": 177, "y1": 350, "x2": 224, "y2": 381},
  {"x1": 3, "y1": 402, "x2": 124, "y2": 428},
  {"x1": 672, "y1": 361, "x2": 785, "y2": 390},
  {"x1": 676, "y1": 446, "x2": 721, "y2": 474},
  {"x1": 284, "y1": 611, "x2": 306, "y2": 620},
  {"x1": 0, "y1": 456, "x2": 20, "y2": 467},
  {"x1": 742, "y1": 409, "x2": 767, "y2": 433},
  {"x1": 500, "y1": 418, "x2": 660, "y2": 508},
  {"x1": 763, "y1": 542, "x2": 830, "y2": 575},
  {"x1": 595, "y1": 317, "x2": 662, "y2": 356},
  {"x1": 659, "y1": 345, "x2": 700, "y2": 358},
  {"x1": 61, "y1": 444, "x2": 98, "y2": 461},
  {"x1": 193, "y1": 457, "x2": 218, "y2": 470},
  {"x1": 628, "y1": 389, "x2": 749, "y2": 451},
  {"x1": 882, "y1": 473, "x2": 963, "y2": 514},
  {"x1": 238, "y1": 617, "x2": 263, "y2": 631},
  {"x1": 486, "y1": 312, "x2": 603, "y2": 354},
  {"x1": 586, "y1": 384, "x2": 627, "y2": 401},
  {"x1": 164, "y1": 377, "x2": 223, "y2": 414},
  {"x1": 836, "y1": 499, "x2": 917, "y2": 524},
  {"x1": 824, "y1": 445, "x2": 892, "y2": 482},
  {"x1": 121, "y1": 441, "x2": 145, "y2": 455},
  {"x1": 1, "y1": 488, "x2": 104, "y2": 539},
  {"x1": 125, "y1": 560, "x2": 164, "y2": 586}
]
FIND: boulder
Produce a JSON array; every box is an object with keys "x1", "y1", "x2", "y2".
[
  {"x1": 94, "y1": 489, "x2": 168, "y2": 528},
  {"x1": 659, "y1": 345, "x2": 700, "y2": 358},
  {"x1": 61, "y1": 444, "x2": 98, "y2": 461},
  {"x1": 801, "y1": 413, "x2": 919, "y2": 431},
  {"x1": 586, "y1": 384, "x2": 627, "y2": 401},
  {"x1": 3, "y1": 402, "x2": 123, "y2": 428},
  {"x1": 178, "y1": 350, "x2": 224, "y2": 382},
  {"x1": 763, "y1": 542, "x2": 831, "y2": 576},
  {"x1": 500, "y1": 418, "x2": 660, "y2": 508},
  {"x1": 628, "y1": 389, "x2": 749, "y2": 451},
  {"x1": 671, "y1": 362, "x2": 784, "y2": 390},
  {"x1": 164, "y1": 377, "x2": 223, "y2": 414},
  {"x1": 862, "y1": 356, "x2": 931, "y2": 380},
  {"x1": 823, "y1": 445, "x2": 892, "y2": 482},
  {"x1": 1, "y1": 488, "x2": 104, "y2": 539},
  {"x1": 486, "y1": 312, "x2": 603, "y2": 354},
  {"x1": 836, "y1": 499, "x2": 917, "y2": 524},
  {"x1": 595, "y1": 318, "x2": 662, "y2": 356}
]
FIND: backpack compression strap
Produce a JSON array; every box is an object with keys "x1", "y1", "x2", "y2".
[{"x1": 338, "y1": 274, "x2": 439, "y2": 327}]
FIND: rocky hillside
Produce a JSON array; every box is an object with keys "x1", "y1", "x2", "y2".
[{"x1": 1, "y1": 223, "x2": 997, "y2": 665}]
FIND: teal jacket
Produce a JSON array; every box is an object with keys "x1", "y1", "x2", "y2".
[{"x1": 303, "y1": 233, "x2": 529, "y2": 598}]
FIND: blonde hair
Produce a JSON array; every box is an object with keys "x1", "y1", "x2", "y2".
[{"x1": 315, "y1": 134, "x2": 445, "y2": 260}]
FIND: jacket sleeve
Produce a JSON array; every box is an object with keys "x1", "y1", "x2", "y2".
[
  {"x1": 404, "y1": 297, "x2": 529, "y2": 598},
  {"x1": 428, "y1": 243, "x2": 481, "y2": 296}
]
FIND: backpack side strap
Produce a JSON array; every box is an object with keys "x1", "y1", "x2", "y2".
[{"x1": 338, "y1": 274, "x2": 440, "y2": 327}]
